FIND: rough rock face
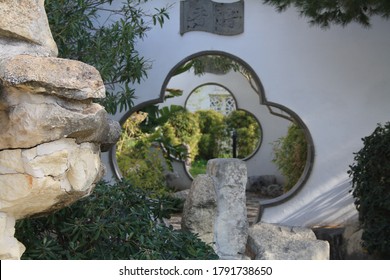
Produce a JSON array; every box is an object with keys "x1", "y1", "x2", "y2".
[
  {"x1": 247, "y1": 223, "x2": 330, "y2": 260},
  {"x1": 208, "y1": 159, "x2": 248, "y2": 259},
  {"x1": 0, "y1": 55, "x2": 114, "y2": 150},
  {"x1": 0, "y1": 139, "x2": 103, "y2": 219},
  {"x1": 181, "y1": 175, "x2": 217, "y2": 244},
  {"x1": 0, "y1": 0, "x2": 120, "y2": 259},
  {"x1": 182, "y1": 159, "x2": 248, "y2": 259},
  {"x1": 0, "y1": 0, "x2": 58, "y2": 57}
]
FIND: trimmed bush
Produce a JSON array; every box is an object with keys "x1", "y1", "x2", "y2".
[{"x1": 348, "y1": 122, "x2": 390, "y2": 258}]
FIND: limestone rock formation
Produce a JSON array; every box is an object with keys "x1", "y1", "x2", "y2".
[
  {"x1": 0, "y1": 0, "x2": 58, "y2": 58},
  {"x1": 0, "y1": 0, "x2": 120, "y2": 259},
  {"x1": 0, "y1": 139, "x2": 103, "y2": 219},
  {"x1": 0, "y1": 55, "x2": 114, "y2": 150},
  {"x1": 247, "y1": 222, "x2": 330, "y2": 260}
]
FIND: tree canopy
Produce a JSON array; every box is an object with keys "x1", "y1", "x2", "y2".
[{"x1": 263, "y1": 0, "x2": 390, "y2": 28}]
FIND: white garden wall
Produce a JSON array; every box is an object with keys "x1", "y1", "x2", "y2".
[{"x1": 102, "y1": 0, "x2": 390, "y2": 227}]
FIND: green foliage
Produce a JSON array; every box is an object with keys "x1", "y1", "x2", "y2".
[
  {"x1": 45, "y1": 0, "x2": 170, "y2": 114},
  {"x1": 189, "y1": 159, "x2": 208, "y2": 177},
  {"x1": 15, "y1": 180, "x2": 218, "y2": 260},
  {"x1": 272, "y1": 123, "x2": 307, "y2": 191},
  {"x1": 116, "y1": 112, "x2": 171, "y2": 196},
  {"x1": 161, "y1": 110, "x2": 202, "y2": 163},
  {"x1": 225, "y1": 110, "x2": 261, "y2": 159},
  {"x1": 195, "y1": 110, "x2": 227, "y2": 160},
  {"x1": 348, "y1": 122, "x2": 390, "y2": 258},
  {"x1": 142, "y1": 105, "x2": 186, "y2": 134},
  {"x1": 116, "y1": 106, "x2": 198, "y2": 193},
  {"x1": 117, "y1": 138, "x2": 169, "y2": 195},
  {"x1": 263, "y1": 0, "x2": 390, "y2": 28},
  {"x1": 191, "y1": 55, "x2": 241, "y2": 76}
]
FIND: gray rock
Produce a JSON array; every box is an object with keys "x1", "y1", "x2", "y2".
[
  {"x1": 207, "y1": 158, "x2": 248, "y2": 259},
  {"x1": 100, "y1": 118, "x2": 122, "y2": 152},
  {"x1": 181, "y1": 174, "x2": 217, "y2": 244},
  {"x1": 172, "y1": 189, "x2": 190, "y2": 201},
  {"x1": 247, "y1": 223, "x2": 330, "y2": 260},
  {"x1": 266, "y1": 184, "x2": 284, "y2": 197},
  {"x1": 342, "y1": 220, "x2": 375, "y2": 259},
  {"x1": 246, "y1": 175, "x2": 283, "y2": 197}
]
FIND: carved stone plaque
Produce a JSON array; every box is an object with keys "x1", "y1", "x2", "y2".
[{"x1": 180, "y1": 0, "x2": 244, "y2": 35}]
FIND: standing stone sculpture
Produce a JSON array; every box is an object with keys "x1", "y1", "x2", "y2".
[
  {"x1": 0, "y1": 0, "x2": 120, "y2": 259},
  {"x1": 181, "y1": 174, "x2": 217, "y2": 244},
  {"x1": 181, "y1": 158, "x2": 248, "y2": 259},
  {"x1": 208, "y1": 158, "x2": 248, "y2": 259}
]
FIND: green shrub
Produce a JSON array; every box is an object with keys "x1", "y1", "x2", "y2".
[
  {"x1": 225, "y1": 110, "x2": 261, "y2": 158},
  {"x1": 15, "y1": 180, "x2": 218, "y2": 260},
  {"x1": 161, "y1": 110, "x2": 201, "y2": 163},
  {"x1": 272, "y1": 123, "x2": 307, "y2": 191},
  {"x1": 195, "y1": 110, "x2": 227, "y2": 160},
  {"x1": 117, "y1": 139, "x2": 169, "y2": 195},
  {"x1": 189, "y1": 159, "x2": 208, "y2": 177},
  {"x1": 116, "y1": 112, "x2": 170, "y2": 196},
  {"x1": 348, "y1": 122, "x2": 390, "y2": 258}
]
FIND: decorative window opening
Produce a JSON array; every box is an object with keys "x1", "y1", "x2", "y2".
[
  {"x1": 209, "y1": 93, "x2": 236, "y2": 115},
  {"x1": 112, "y1": 51, "x2": 314, "y2": 211}
]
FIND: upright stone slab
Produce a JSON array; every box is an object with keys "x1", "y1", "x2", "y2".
[
  {"x1": 207, "y1": 158, "x2": 248, "y2": 259},
  {"x1": 181, "y1": 175, "x2": 217, "y2": 244}
]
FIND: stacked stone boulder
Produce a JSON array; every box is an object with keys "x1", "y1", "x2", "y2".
[{"x1": 0, "y1": 0, "x2": 120, "y2": 259}]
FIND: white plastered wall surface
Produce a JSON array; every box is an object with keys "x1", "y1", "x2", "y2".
[{"x1": 102, "y1": 0, "x2": 390, "y2": 227}]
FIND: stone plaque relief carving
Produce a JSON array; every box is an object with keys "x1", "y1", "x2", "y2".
[{"x1": 180, "y1": 0, "x2": 244, "y2": 35}]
